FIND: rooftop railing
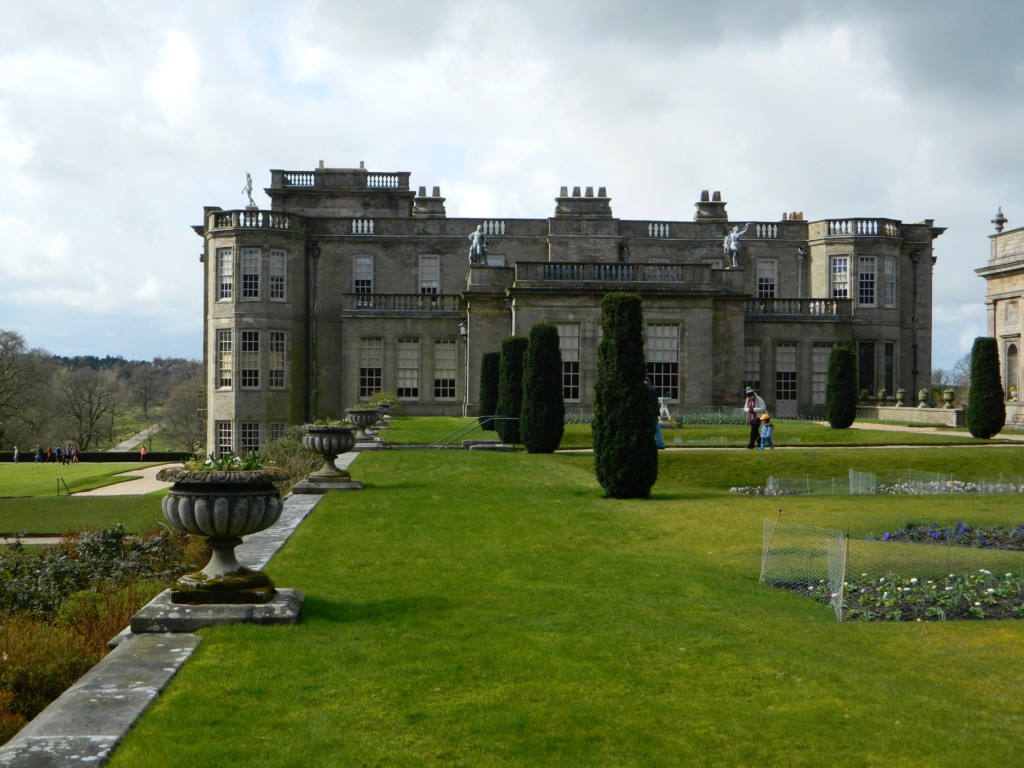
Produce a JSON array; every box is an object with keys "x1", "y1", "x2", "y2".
[
  {"x1": 208, "y1": 209, "x2": 296, "y2": 231},
  {"x1": 514, "y1": 261, "x2": 715, "y2": 286},
  {"x1": 826, "y1": 219, "x2": 901, "y2": 237}
]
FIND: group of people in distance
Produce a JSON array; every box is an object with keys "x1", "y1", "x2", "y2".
[
  {"x1": 10, "y1": 444, "x2": 80, "y2": 464},
  {"x1": 644, "y1": 380, "x2": 776, "y2": 451}
]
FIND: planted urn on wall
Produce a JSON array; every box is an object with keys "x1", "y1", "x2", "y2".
[
  {"x1": 157, "y1": 458, "x2": 289, "y2": 604},
  {"x1": 294, "y1": 422, "x2": 363, "y2": 493},
  {"x1": 346, "y1": 407, "x2": 382, "y2": 440}
]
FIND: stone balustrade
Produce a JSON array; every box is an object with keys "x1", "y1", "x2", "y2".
[
  {"x1": 827, "y1": 219, "x2": 901, "y2": 237},
  {"x1": 342, "y1": 293, "x2": 462, "y2": 312},
  {"x1": 209, "y1": 210, "x2": 295, "y2": 231},
  {"x1": 351, "y1": 219, "x2": 375, "y2": 234},
  {"x1": 745, "y1": 298, "x2": 852, "y2": 318},
  {"x1": 515, "y1": 261, "x2": 712, "y2": 285}
]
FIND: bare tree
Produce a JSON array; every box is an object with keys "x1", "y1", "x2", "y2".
[
  {"x1": 0, "y1": 330, "x2": 34, "y2": 447},
  {"x1": 56, "y1": 367, "x2": 123, "y2": 450},
  {"x1": 159, "y1": 370, "x2": 205, "y2": 453}
]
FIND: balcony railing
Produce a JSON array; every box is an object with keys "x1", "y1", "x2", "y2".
[
  {"x1": 745, "y1": 298, "x2": 853, "y2": 319},
  {"x1": 341, "y1": 293, "x2": 462, "y2": 312},
  {"x1": 515, "y1": 261, "x2": 713, "y2": 285},
  {"x1": 209, "y1": 209, "x2": 296, "y2": 231},
  {"x1": 827, "y1": 219, "x2": 901, "y2": 237}
]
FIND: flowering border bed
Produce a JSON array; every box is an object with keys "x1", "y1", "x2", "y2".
[
  {"x1": 872, "y1": 521, "x2": 1024, "y2": 550},
  {"x1": 836, "y1": 570, "x2": 1024, "y2": 621}
]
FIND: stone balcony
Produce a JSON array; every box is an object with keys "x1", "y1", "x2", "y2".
[
  {"x1": 745, "y1": 298, "x2": 853, "y2": 320},
  {"x1": 340, "y1": 293, "x2": 462, "y2": 315},
  {"x1": 512, "y1": 261, "x2": 720, "y2": 290}
]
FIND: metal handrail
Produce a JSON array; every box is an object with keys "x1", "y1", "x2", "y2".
[
  {"x1": 56, "y1": 478, "x2": 72, "y2": 496},
  {"x1": 428, "y1": 417, "x2": 519, "y2": 449}
]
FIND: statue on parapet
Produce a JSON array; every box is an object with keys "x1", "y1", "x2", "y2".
[
  {"x1": 723, "y1": 223, "x2": 749, "y2": 268},
  {"x1": 242, "y1": 173, "x2": 256, "y2": 209},
  {"x1": 468, "y1": 225, "x2": 488, "y2": 265}
]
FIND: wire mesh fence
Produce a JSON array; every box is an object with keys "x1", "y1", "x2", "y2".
[
  {"x1": 751, "y1": 470, "x2": 1024, "y2": 497},
  {"x1": 761, "y1": 518, "x2": 1024, "y2": 621},
  {"x1": 760, "y1": 518, "x2": 847, "y2": 620}
]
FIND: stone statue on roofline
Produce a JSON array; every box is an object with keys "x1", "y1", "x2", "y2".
[
  {"x1": 723, "y1": 223, "x2": 749, "y2": 268},
  {"x1": 242, "y1": 173, "x2": 256, "y2": 209},
  {"x1": 468, "y1": 225, "x2": 488, "y2": 265}
]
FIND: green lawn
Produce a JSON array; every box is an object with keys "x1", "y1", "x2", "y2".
[
  {"x1": 0, "y1": 463, "x2": 169, "y2": 535},
  {"x1": 380, "y1": 416, "x2": 984, "y2": 449},
  {"x1": 108, "y1": 446, "x2": 1024, "y2": 767}
]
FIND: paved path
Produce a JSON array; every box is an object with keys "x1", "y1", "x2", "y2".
[
  {"x1": 107, "y1": 424, "x2": 163, "y2": 453},
  {"x1": 74, "y1": 462, "x2": 180, "y2": 496}
]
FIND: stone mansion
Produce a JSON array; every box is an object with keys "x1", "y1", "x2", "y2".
[{"x1": 196, "y1": 163, "x2": 943, "y2": 455}]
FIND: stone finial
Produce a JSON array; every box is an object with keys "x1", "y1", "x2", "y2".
[
  {"x1": 993, "y1": 206, "x2": 1008, "y2": 233},
  {"x1": 432, "y1": 186, "x2": 441, "y2": 197},
  {"x1": 598, "y1": 186, "x2": 607, "y2": 198},
  {"x1": 712, "y1": 191, "x2": 721, "y2": 202},
  {"x1": 585, "y1": 186, "x2": 594, "y2": 197},
  {"x1": 418, "y1": 186, "x2": 427, "y2": 196},
  {"x1": 560, "y1": 186, "x2": 568, "y2": 197},
  {"x1": 572, "y1": 186, "x2": 581, "y2": 197},
  {"x1": 701, "y1": 190, "x2": 710, "y2": 202}
]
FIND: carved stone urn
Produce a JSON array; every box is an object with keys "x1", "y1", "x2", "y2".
[
  {"x1": 346, "y1": 408, "x2": 382, "y2": 440},
  {"x1": 294, "y1": 424, "x2": 363, "y2": 493},
  {"x1": 156, "y1": 467, "x2": 289, "y2": 604},
  {"x1": 942, "y1": 388, "x2": 956, "y2": 409}
]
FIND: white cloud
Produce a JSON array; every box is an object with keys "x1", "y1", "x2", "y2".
[{"x1": 0, "y1": 0, "x2": 1018, "y2": 367}]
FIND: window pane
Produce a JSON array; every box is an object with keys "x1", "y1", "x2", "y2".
[
  {"x1": 269, "y1": 331, "x2": 286, "y2": 389},
  {"x1": 646, "y1": 324, "x2": 679, "y2": 400},
  {"x1": 217, "y1": 249, "x2": 233, "y2": 300},
  {"x1": 397, "y1": 339, "x2": 419, "y2": 399},
  {"x1": 241, "y1": 330, "x2": 259, "y2": 388},
  {"x1": 241, "y1": 248, "x2": 260, "y2": 300},
  {"x1": 831, "y1": 256, "x2": 849, "y2": 299},
  {"x1": 217, "y1": 329, "x2": 232, "y2": 389},
  {"x1": 858, "y1": 256, "x2": 875, "y2": 306},
  {"x1": 433, "y1": 339, "x2": 457, "y2": 400},
  {"x1": 556, "y1": 324, "x2": 580, "y2": 401},
  {"x1": 359, "y1": 338, "x2": 383, "y2": 397},
  {"x1": 270, "y1": 250, "x2": 286, "y2": 301}
]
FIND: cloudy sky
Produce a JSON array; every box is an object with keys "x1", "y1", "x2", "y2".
[{"x1": 1, "y1": 0, "x2": 1021, "y2": 371}]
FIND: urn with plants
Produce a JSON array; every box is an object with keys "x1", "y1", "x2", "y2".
[{"x1": 156, "y1": 453, "x2": 288, "y2": 604}]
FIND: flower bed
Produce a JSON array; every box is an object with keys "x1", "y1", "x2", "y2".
[
  {"x1": 873, "y1": 521, "x2": 1024, "y2": 550},
  {"x1": 838, "y1": 570, "x2": 1024, "y2": 621}
]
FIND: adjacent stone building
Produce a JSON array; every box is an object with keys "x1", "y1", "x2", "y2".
[
  {"x1": 977, "y1": 208, "x2": 1024, "y2": 419},
  {"x1": 196, "y1": 163, "x2": 943, "y2": 454}
]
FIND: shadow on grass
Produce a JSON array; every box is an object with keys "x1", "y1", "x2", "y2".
[{"x1": 302, "y1": 594, "x2": 454, "y2": 624}]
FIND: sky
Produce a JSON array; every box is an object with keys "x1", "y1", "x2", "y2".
[{"x1": 1, "y1": 0, "x2": 1022, "y2": 372}]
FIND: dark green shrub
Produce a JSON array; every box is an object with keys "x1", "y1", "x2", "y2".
[
  {"x1": 496, "y1": 337, "x2": 528, "y2": 444},
  {"x1": 521, "y1": 323, "x2": 565, "y2": 453},
  {"x1": 825, "y1": 343, "x2": 857, "y2": 429},
  {"x1": 593, "y1": 293, "x2": 657, "y2": 498},
  {"x1": 478, "y1": 351, "x2": 500, "y2": 430},
  {"x1": 966, "y1": 337, "x2": 1005, "y2": 439}
]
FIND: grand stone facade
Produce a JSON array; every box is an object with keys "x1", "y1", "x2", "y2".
[
  {"x1": 196, "y1": 163, "x2": 942, "y2": 454},
  {"x1": 977, "y1": 209, "x2": 1024, "y2": 419}
]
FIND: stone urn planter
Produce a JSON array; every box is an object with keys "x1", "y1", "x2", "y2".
[
  {"x1": 917, "y1": 387, "x2": 930, "y2": 408},
  {"x1": 294, "y1": 424, "x2": 363, "y2": 493},
  {"x1": 346, "y1": 407, "x2": 382, "y2": 440},
  {"x1": 895, "y1": 388, "x2": 905, "y2": 407},
  {"x1": 942, "y1": 388, "x2": 956, "y2": 409},
  {"x1": 156, "y1": 466, "x2": 289, "y2": 604}
]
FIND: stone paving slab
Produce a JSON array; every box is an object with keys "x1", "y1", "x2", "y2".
[
  {"x1": 0, "y1": 634, "x2": 202, "y2": 767},
  {"x1": 131, "y1": 588, "x2": 304, "y2": 633}
]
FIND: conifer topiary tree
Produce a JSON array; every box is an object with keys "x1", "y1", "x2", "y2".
[
  {"x1": 495, "y1": 336, "x2": 528, "y2": 444},
  {"x1": 825, "y1": 342, "x2": 857, "y2": 429},
  {"x1": 477, "y1": 351, "x2": 500, "y2": 430},
  {"x1": 966, "y1": 336, "x2": 1005, "y2": 439},
  {"x1": 592, "y1": 293, "x2": 657, "y2": 498},
  {"x1": 521, "y1": 323, "x2": 565, "y2": 453}
]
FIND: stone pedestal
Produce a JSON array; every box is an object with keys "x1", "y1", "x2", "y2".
[{"x1": 131, "y1": 588, "x2": 304, "y2": 633}]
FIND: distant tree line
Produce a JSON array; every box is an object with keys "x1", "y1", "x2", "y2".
[{"x1": 0, "y1": 329, "x2": 202, "y2": 452}]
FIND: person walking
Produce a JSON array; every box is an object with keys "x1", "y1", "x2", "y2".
[
  {"x1": 743, "y1": 387, "x2": 766, "y2": 449},
  {"x1": 645, "y1": 376, "x2": 667, "y2": 450},
  {"x1": 757, "y1": 413, "x2": 775, "y2": 450}
]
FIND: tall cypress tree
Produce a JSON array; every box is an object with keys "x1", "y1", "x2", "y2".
[
  {"x1": 495, "y1": 336, "x2": 528, "y2": 444},
  {"x1": 966, "y1": 336, "x2": 1005, "y2": 439},
  {"x1": 825, "y1": 342, "x2": 857, "y2": 429},
  {"x1": 593, "y1": 293, "x2": 657, "y2": 498},
  {"x1": 477, "y1": 351, "x2": 500, "y2": 430},
  {"x1": 521, "y1": 323, "x2": 565, "y2": 453}
]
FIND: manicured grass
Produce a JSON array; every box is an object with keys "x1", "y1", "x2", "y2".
[
  {"x1": 0, "y1": 496, "x2": 168, "y2": 536},
  {"x1": 109, "y1": 446, "x2": 1024, "y2": 767},
  {"x1": 380, "y1": 416, "x2": 983, "y2": 449},
  {"x1": 0, "y1": 462, "x2": 162, "y2": 499}
]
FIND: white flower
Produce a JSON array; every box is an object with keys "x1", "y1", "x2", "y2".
[
  {"x1": 980, "y1": 569, "x2": 992, "y2": 575},
  {"x1": 974, "y1": 601, "x2": 982, "y2": 606},
  {"x1": 987, "y1": 588, "x2": 996, "y2": 594},
  {"x1": 910, "y1": 578, "x2": 918, "y2": 584}
]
